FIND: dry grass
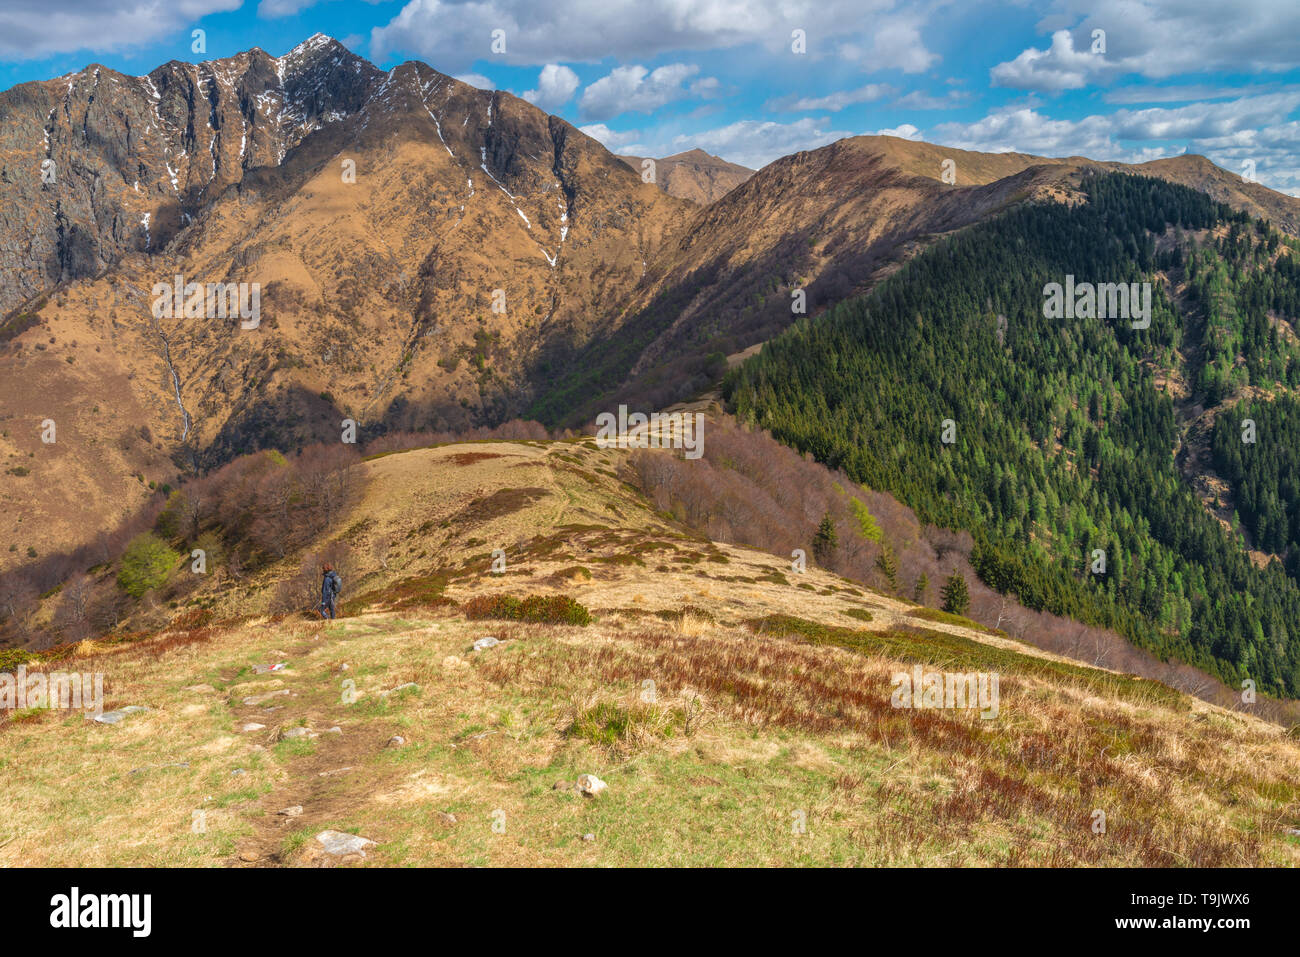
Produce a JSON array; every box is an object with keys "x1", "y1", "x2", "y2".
[{"x1": 4, "y1": 439, "x2": 1299, "y2": 867}]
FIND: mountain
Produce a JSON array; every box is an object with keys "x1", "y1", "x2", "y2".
[
  {"x1": 4, "y1": 38, "x2": 1300, "y2": 570},
  {"x1": 528, "y1": 136, "x2": 1300, "y2": 425},
  {"x1": 618, "y1": 148, "x2": 753, "y2": 203},
  {"x1": 727, "y1": 172, "x2": 1300, "y2": 696},
  {"x1": 0, "y1": 36, "x2": 690, "y2": 566}
]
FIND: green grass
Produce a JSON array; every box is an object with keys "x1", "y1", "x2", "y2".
[
  {"x1": 463, "y1": 593, "x2": 593, "y2": 626},
  {"x1": 750, "y1": 614, "x2": 1185, "y2": 709}
]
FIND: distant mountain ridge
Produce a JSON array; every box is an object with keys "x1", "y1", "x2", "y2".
[{"x1": 618, "y1": 148, "x2": 753, "y2": 204}]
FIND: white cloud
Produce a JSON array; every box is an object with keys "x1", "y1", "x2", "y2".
[
  {"x1": 931, "y1": 93, "x2": 1300, "y2": 194},
  {"x1": 876, "y1": 123, "x2": 922, "y2": 140},
  {"x1": 0, "y1": 0, "x2": 241, "y2": 60},
  {"x1": 767, "y1": 84, "x2": 894, "y2": 113},
  {"x1": 579, "y1": 63, "x2": 712, "y2": 121},
  {"x1": 522, "y1": 64, "x2": 580, "y2": 110},
  {"x1": 370, "y1": 0, "x2": 936, "y2": 74},
  {"x1": 579, "y1": 123, "x2": 643, "y2": 151},
  {"x1": 1102, "y1": 84, "x2": 1272, "y2": 105},
  {"x1": 992, "y1": 0, "x2": 1300, "y2": 93},
  {"x1": 837, "y1": 16, "x2": 937, "y2": 73},
  {"x1": 991, "y1": 30, "x2": 1108, "y2": 93},
  {"x1": 454, "y1": 73, "x2": 495, "y2": 90}
]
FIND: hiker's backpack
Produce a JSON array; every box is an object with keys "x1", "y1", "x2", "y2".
[{"x1": 331, "y1": 571, "x2": 342, "y2": 596}]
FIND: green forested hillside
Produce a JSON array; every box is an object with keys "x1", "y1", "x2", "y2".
[{"x1": 727, "y1": 173, "x2": 1300, "y2": 696}]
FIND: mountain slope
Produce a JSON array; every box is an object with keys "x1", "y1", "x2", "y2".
[
  {"x1": 728, "y1": 172, "x2": 1300, "y2": 696},
  {"x1": 4, "y1": 436, "x2": 1299, "y2": 867},
  {"x1": 527, "y1": 136, "x2": 1300, "y2": 426},
  {"x1": 618, "y1": 148, "x2": 753, "y2": 203},
  {"x1": 0, "y1": 36, "x2": 691, "y2": 566}
]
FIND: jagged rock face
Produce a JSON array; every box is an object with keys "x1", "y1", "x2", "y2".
[
  {"x1": 0, "y1": 36, "x2": 690, "y2": 565},
  {"x1": 0, "y1": 36, "x2": 393, "y2": 314}
]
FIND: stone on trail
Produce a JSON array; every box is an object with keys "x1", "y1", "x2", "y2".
[
  {"x1": 281, "y1": 727, "x2": 315, "y2": 739},
  {"x1": 278, "y1": 806, "x2": 304, "y2": 818},
  {"x1": 380, "y1": 682, "x2": 419, "y2": 700},
  {"x1": 89, "y1": 706, "x2": 150, "y2": 725},
  {"x1": 239, "y1": 722, "x2": 266, "y2": 733},
  {"x1": 316, "y1": 830, "x2": 376, "y2": 858},
  {"x1": 576, "y1": 774, "x2": 607, "y2": 797},
  {"x1": 473, "y1": 636, "x2": 500, "y2": 651},
  {"x1": 252, "y1": 663, "x2": 286, "y2": 674},
  {"x1": 387, "y1": 735, "x2": 406, "y2": 747}
]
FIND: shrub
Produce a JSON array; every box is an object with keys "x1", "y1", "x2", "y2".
[
  {"x1": 463, "y1": 593, "x2": 592, "y2": 626},
  {"x1": 567, "y1": 700, "x2": 683, "y2": 748},
  {"x1": 0, "y1": 648, "x2": 38, "y2": 671},
  {"x1": 117, "y1": 533, "x2": 179, "y2": 598}
]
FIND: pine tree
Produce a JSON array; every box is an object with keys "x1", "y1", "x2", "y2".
[
  {"x1": 912, "y1": 572, "x2": 929, "y2": 604},
  {"x1": 811, "y1": 512, "x2": 838, "y2": 566},
  {"x1": 874, "y1": 544, "x2": 899, "y2": 593},
  {"x1": 941, "y1": 572, "x2": 970, "y2": 616}
]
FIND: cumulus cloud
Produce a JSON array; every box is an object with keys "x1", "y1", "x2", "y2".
[
  {"x1": 992, "y1": 0, "x2": 1300, "y2": 92},
  {"x1": 836, "y1": 16, "x2": 937, "y2": 73},
  {"x1": 932, "y1": 93, "x2": 1300, "y2": 194},
  {"x1": 876, "y1": 123, "x2": 922, "y2": 140},
  {"x1": 454, "y1": 72, "x2": 495, "y2": 90},
  {"x1": 370, "y1": 0, "x2": 936, "y2": 74},
  {"x1": 0, "y1": 0, "x2": 241, "y2": 60},
  {"x1": 579, "y1": 63, "x2": 712, "y2": 121},
  {"x1": 991, "y1": 29, "x2": 1109, "y2": 93},
  {"x1": 522, "y1": 63, "x2": 579, "y2": 110},
  {"x1": 578, "y1": 123, "x2": 643, "y2": 151}
]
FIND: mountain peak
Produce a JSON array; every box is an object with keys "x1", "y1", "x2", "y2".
[{"x1": 281, "y1": 33, "x2": 343, "y2": 60}]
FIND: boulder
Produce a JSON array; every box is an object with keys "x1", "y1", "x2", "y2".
[
  {"x1": 316, "y1": 830, "x2": 376, "y2": 858},
  {"x1": 89, "y1": 706, "x2": 149, "y2": 725}
]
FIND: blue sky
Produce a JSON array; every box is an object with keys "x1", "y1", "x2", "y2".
[{"x1": 1, "y1": 0, "x2": 1297, "y2": 194}]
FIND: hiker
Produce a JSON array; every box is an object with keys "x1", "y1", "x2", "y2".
[{"x1": 319, "y1": 563, "x2": 342, "y2": 620}]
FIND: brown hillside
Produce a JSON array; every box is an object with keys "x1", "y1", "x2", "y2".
[{"x1": 618, "y1": 148, "x2": 753, "y2": 204}]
